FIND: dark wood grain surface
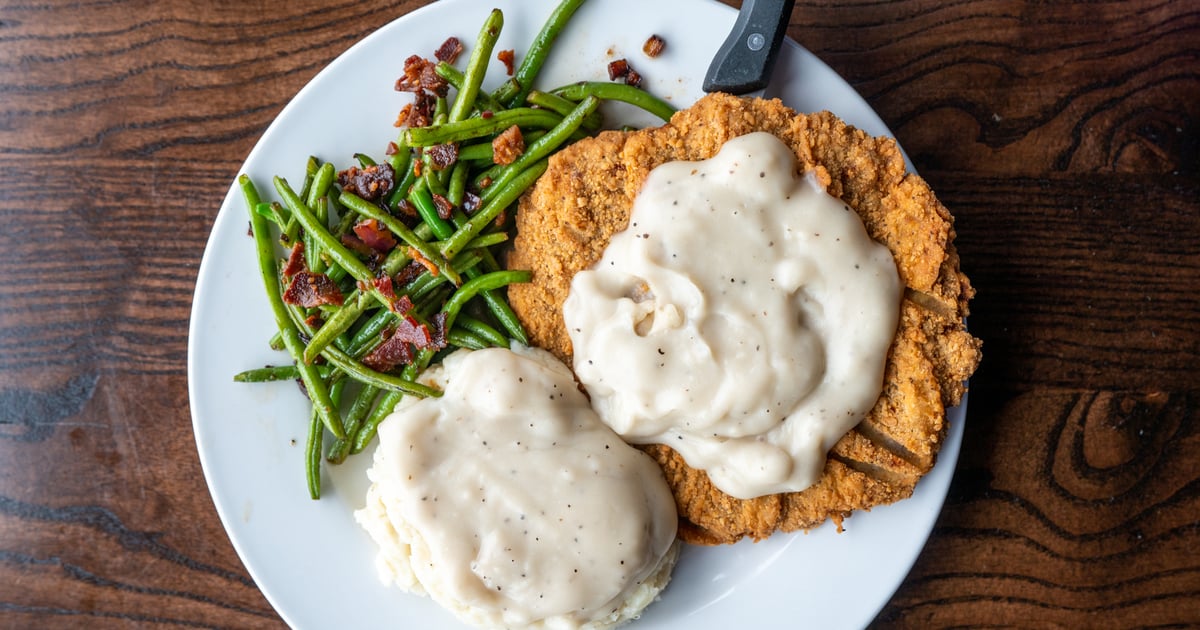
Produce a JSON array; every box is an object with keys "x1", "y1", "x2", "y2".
[{"x1": 1, "y1": 0, "x2": 1196, "y2": 628}]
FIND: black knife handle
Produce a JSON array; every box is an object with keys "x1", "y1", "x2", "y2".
[{"x1": 702, "y1": 0, "x2": 796, "y2": 94}]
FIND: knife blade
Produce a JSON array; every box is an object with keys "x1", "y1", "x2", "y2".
[{"x1": 703, "y1": 0, "x2": 796, "y2": 95}]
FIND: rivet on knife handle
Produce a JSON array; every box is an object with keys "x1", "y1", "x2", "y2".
[{"x1": 703, "y1": 0, "x2": 796, "y2": 94}]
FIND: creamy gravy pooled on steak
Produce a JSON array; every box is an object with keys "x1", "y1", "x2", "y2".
[{"x1": 563, "y1": 132, "x2": 902, "y2": 499}]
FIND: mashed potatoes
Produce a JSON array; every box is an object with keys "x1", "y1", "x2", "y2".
[{"x1": 356, "y1": 345, "x2": 680, "y2": 629}]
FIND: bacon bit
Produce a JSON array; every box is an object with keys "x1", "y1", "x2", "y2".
[
  {"x1": 625, "y1": 68, "x2": 643, "y2": 88},
  {"x1": 304, "y1": 313, "x2": 324, "y2": 329},
  {"x1": 428, "y1": 312, "x2": 449, "y2": 350},
  {"x1": 481, "y1": 110, "x2": 494, "y2": 119},
  {"x1": 408, "y1": 246, "x2": 439, "y2": 276},
  {"x1": 362, "y1": 313, "x2": 444, "y2": 372},
  {"x1": 340, "y1": 233, "x2": 375, "y2": 257},
  {"x1": 395, "y1": 55, "x2": 448, "y2": 96},
  {"x1": 428, "y1": 143, "x2": 459, "y2": 171},
  {"x1": 478, "y1": 175, "x2": 493, "y2": 189},
  {"x1": 385, "y1": 141, "x2": 400, "y2": 156},
  {"x1": 643, "y1": 34, "x2": 666, "y2": 58},
  {"x1": 462, "y1": 191, "x2": 482, "y2": 214},
  {"x1": 497, "y1": 49, "x2": 515, "y2": 75},
  {"x1": 431, "y1": 193, "x2": 455, "y2": 220},
  {"x1": 493, "y1": 208, "x2": 508, "y2": 228},
  {"x1": 338, "y1": 163, "x2": 395, "y2": 201},
  {"x1": 393, "y1": 199, "x2": 418, "y2": 218},
  {"x1": 282, "y1": 242, "x2": 306, "y2": 277},
  {"x1": 362, "y1": 329, "x2": 415, "y2": 372},
  {"x1": 395, "y1": 91, "x2": 436, "y2": 128},
  {"x1": 413, "y1": 159, "x2": 423, "y2": 177},
  {"x1": 373, "y1": 276, "x2": 396, "y2": 300},
  {"x1": 353, "y1": 218, "x2": 398, "y2": 253},
  {"x1": 435, "y1": 36, "x2": 463, "y2": 63},
  {"x1": 283, "y1": 271, "x2": 344, "y2": 308},
  {"x1": 394, "y1": 260, "x2": 425, "y2": 287},
  {"x1": 393, "y1": 294, "x2": 415, "y2": 316},
  {"x1": 607, "y1": 58, "x2": 630, "y2": 80},
  {"x1": 492, "y1": 125, "x2": 524, "y2": 165}
]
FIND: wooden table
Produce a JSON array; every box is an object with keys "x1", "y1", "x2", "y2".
[{"x1": 2, "y1": 0, "x2": 1196, "y2": 627}]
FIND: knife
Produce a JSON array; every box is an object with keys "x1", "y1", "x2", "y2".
[{"x1": 703, "y1": 0, "x2": 796, "y2": 95}]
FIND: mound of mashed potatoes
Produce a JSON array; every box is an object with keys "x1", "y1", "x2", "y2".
[{"x1": 356, "y1": 345, "x2": 680, "y2": 630}]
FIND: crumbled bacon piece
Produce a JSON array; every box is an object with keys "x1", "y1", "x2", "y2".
[
  {"x1": 393, "y1": 294, "x2": 414, "y2": 316},
  {"x1": 340, "y1": 233, "x2": 375, "y2": 257},
  {"x1": 409, "y1": 247, "x2": 439, "y2": 276},
  {"x1": 361, "y1": 314, "x2": 445, "y2": 372},
  {"x1": 304, "y1": 313, "x2": 324, "y2": 329},
  {"x1": 431, "y1": 193, "x2": 455, "y2": 220},
  {"x1": 283, "y1": 271, "x2": 344, "y2": 307},
  {"x1": 643, "y1": 34, "x2": 666, "y2": 58},
  {"x1": 385, "y1": 141, "x2": 400, "y2": 156},
  {"x1": 608, "y1": 58, "x2": 630, "y2": 80},
  {"x1": 394, "y1": 260, "x2": 425, "y2": 287},
  {"x1": 492, "y1": 125, "x2": 524, "y2": 165},
  {"x1": 497, "y1": 49, "x2": 515, "y2": 75},
  {"x1": 395, "y1": 91, "x2": 436, "y2": 128},
  {"x1": 393, "y1": 198, "x2": 418, "y2": 218},
  {"x1": 282, "y1": 242, "x2": 306, "y2": 277},
  {"x1": 435, "y1": 37, "x2": 463, "y2": 63},
  {"x1": 361, "y1": 329, "x2": 414, "y2": 372},
  {"x1": 352, "y1": 218, "x2": 397, "y2": 253},
  {"x1": 625, "y1": 69, "x2": 643, "y2": 88},
  {"x1": 428, "y1": 312, "x2": 449, "y2": 350},
  {"x1": 395, "y1": 55, "x2": 447, "y2": 96},
  {"x1": 373, "y1": 276, "x2": 396, "y2": 300},
  {"x1": 428, "y1": 143, "x2": 459, "y2": 171},
  {"x1": 338, "y1": 163, "x2": 395, "y2": 201},
  {"x1": 462, "y1": 191, "x2": 482, "y2": 214},
  {"x1": 481, "y1": 110, "x2": 494, "y2": 119}
]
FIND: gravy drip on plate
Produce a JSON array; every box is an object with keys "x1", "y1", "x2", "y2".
[
  {"x1": 563, "y1": 132, "x2": 902, "y2": 499},
  {"x1": 359, "y1": 346, "x2": 677, "y2": 628}
]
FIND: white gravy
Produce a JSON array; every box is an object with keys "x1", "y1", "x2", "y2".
[
  {"x1": 563, "y1": 132, "x2": 901, "y2": 499},
  {"x1": 363, "y1": 345, "x2": 677, "y2": 628}
]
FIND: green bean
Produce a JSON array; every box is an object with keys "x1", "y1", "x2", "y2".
[
  {"x1": 409, "y1": 185, "x2": 454, "y2": 240},
  {"x1": 305, "y1": 406, "x2": 323, "y2": 499},
  {"x1": 337, "y1": 191, "x2": 461, "y2": 286},
  {"x1": 440, "y1": 270, "x2": 531, "y2": 332},
  {"x1": 240, "y1": 174, "x2": 345, "y2": 439},
  {"x1": 494, "y1": 0, "x2": 587, "y2": 107},
  {"x1": 441, "y1": 158, "x2": 549, "y2": 261},
  {"x1": 307, "y1": 377, "x2": 346, "y2": 499},
  {"x1": 481, "y1": 95, "x2": 597, "y2": 203},
  {"x1": 305, "y1": 162, "x2": 336, "y2": 210},
  {"x1": 405, "y1": 108, "x2": 563, "y2": 147},
  {"x1": 354, "y1": 152, "x2": 376, "y2": 167},
  {"x1": 303, "y1": 290, "x2": 370, "y2": 364},
  {"x1": 275, "y1": 177, "x2": 375, "y2": 284},
  {"x1": 448, "y1": 9, "x2": 503, "y2": 123},
  {"x1": 253, "y1": 201, "x2": 286, "y2": 227},
  {"x1": 352, "y1": 388, "x2": 406, "y2": 454},
  {"x1": 435, "y1": 62, "x2": 505, "y2": 114},
  {"x1": 525, "y1": 90, "x2": 602, "y2": 130},
  {"x1": 551, "y1": 81, "x2": 676, "y2": 122},
  {"x1": 320, "y1": 345, "x2": 442, "y2": 398},
  {"x1": 447, "y1": 161, "x2": 470, "y2": 207},
  {"x1": 447, "y1": 327, "x2": 490, "y2": 350},
  {"x1": 233, "y1": 364, "x2": 334, "y2": 383},
  {"x1": 387, "y1": 151, "x2": 421, "y2": 209},
  {"x1": 309, "y1": 196, "x2": 330, "y2": 274},
  {"x1": 455, "y1": 314, "x2": 509, "y2": 347},
  {"x1": 347, "y1": 307, "x2": 396, "y2": 357},
  {"x1": 327, "y1": 384, "x2": 381, "y2": 464}
]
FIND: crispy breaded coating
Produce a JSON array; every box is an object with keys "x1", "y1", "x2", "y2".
[{"x1": 507, "y1": 93, "x2": 982, "y2": 545}]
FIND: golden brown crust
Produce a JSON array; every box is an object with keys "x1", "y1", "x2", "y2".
[{"x1": 507, "y1": 93, "x2": 982, "y2": 545}]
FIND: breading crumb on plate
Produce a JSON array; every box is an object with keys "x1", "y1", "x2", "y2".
[{"x1": 507, "y1": 93, "x2": 982, "y2": 545}]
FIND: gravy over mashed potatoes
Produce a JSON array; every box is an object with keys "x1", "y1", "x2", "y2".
[{"x1": 356, "y1": 345, "x2": 679, "y2": 630}]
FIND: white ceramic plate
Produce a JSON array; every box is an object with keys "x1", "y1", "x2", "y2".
[{"x1": 188, "y1": 1, "x2": 966, "y2": 628}]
